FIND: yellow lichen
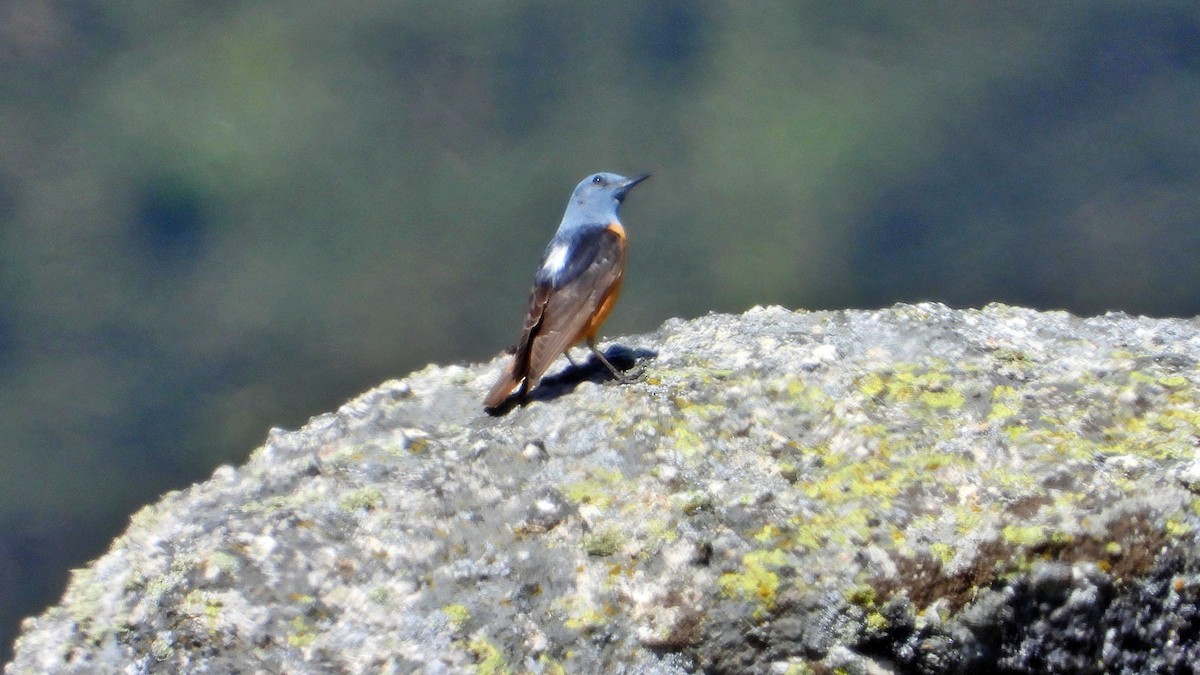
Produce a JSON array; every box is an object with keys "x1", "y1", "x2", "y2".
[
  {"x1": 929, "y1": 542, "x2": 954, "y2": 564},
  {"x1": 719, "y1": 549, "x2": 789, "y2": 615},
  {"x1": 1165, "y1": 517, "x2": 1192, "y2": 537},
  {"x1": 563, "y1": 468, "x2": 624, "y2": 508},
  {"x1": 581, "y1": 529, "x2": 623, "y2": 557},
  {"x1": 442, "y1": 604, "x2": 471, "y2": 631},
  {"x1": 1002, "y1": 524, "x2": 1046, "y2": 546},
  {"x1": 467, "y1": 637, "x2": 510, "y2": 675},
  {"x1": 562, "y1": 606, "x2": 610, "y2": 631},
  {"x1": 338, "y1": 487, "x2": 384, "y2": 512},
  {"x1": 286, "y1": 615, "x2": 316, "y2": 648},
  {"x1": 865, "y1": 611, "x2": 888, "y2": 632},
  {"x1": 921, "y1": 389, "x2": 965, "y2": 409},
  {"x1": 845, "y1": 584, "x2": 876, "y2": 607},
  {"x1": 754, "y1": 523, "x2": 783, "y2": 543}
]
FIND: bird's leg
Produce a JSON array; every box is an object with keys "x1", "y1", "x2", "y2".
[
  {"x1": 563, "y1": 346, "x2": 580, "y2": 368},
  {"x1": 587, "y1": 338, "x2": 640, "y2": 383}
]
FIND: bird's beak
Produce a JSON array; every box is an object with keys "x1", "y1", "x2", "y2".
[{"x1": 616, "y1": 173, "x2": 650, "y2": 200}]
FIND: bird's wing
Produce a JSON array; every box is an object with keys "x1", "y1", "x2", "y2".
[
  {"x1": 484, "y1": 283, "x2": 549, "y2": 408},
  {"x1": 484, "y1": 226, "x2": 625, "y2": 408},
  {"x1": 523, "y1": 227, "x2": 625, "y2": 387}
]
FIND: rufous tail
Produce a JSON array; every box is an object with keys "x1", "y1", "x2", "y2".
[{"x1": 484, "y1": 364, "x2": 521, "y2": 409}]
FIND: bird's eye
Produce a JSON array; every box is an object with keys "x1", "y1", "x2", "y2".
[{"x1": 592, "y1": 175, "x2": 604, "y2": 185}]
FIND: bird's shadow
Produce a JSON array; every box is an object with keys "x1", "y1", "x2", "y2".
[{"x1": 485, "y1": 344, "x2": 657, "y2": 416}]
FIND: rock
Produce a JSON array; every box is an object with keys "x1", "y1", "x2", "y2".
[{"x1": 7, "y1": 303, "x2": 1200, "y2": 673}]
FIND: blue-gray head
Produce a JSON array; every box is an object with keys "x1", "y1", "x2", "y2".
[{"x1": 557, "y1": 172, "x2": 649, "y2": 233}]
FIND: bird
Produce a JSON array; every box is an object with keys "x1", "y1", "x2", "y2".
[{"x1": 484, "y1": 172, "x2": 649, "y2": 410}]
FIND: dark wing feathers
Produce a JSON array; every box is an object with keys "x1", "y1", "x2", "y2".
[
  {"x1": 536, "y1": 226, "x2": 608, "y2": 289},
  {"x1": 483, "y1": 283, "x2": 549, "y2": 408},
  {"x1": 484, "y1": 227, "x2": 624, "y2": 408}
]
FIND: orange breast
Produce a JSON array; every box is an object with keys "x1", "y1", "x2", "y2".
[{"x1": 582, "y1": 275, "x2": 623, "y2": 340}]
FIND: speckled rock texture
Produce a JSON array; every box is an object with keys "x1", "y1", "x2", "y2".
[{"x1": 8, "y1": 304, "x2": 1200, "y2": 674}]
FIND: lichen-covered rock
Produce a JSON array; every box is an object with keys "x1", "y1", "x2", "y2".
[{"x1": 7, "y1": 304, "x2": 1200, "y2": 674}]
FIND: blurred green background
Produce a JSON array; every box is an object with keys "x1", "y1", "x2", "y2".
[{"x1": 3, "y1": 1, "x2": 1200, "y2": 661}]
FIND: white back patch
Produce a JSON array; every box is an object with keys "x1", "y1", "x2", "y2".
[{"x1": 541, "y1": 242, "x2": 570, "y2": 278}]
